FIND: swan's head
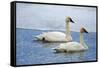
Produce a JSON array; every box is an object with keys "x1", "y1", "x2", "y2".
[
  {"x1": 66, "y1": 16, "x2": 75, "y2": 23},
  {"x1": 80, "y1": 27, "x2": 88, "y2": 33}
]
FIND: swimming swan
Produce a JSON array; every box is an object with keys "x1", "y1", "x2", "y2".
[
  {"x1": 35, "y1": 16, "x2": 75, "y2": 42},
  {"x1": 53, "y1": 27, "x2": 88, "y2": 52}
]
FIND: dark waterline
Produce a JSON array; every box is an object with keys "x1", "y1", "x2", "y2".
[{"x1": 16, "y1": 28, "x2": 96, "y2": 65}]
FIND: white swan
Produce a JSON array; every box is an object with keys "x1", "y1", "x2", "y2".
[
  {"x1": 35, "y1": 16, "x2": 75, "y2": 42},
  {"x1": 53, "y1": 27, "x2": 88, "y2": 52}
]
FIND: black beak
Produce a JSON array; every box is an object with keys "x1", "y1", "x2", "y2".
[
  {"x1": 84, "y1": 28, "x2": 88, "y2": 33},
  {"x1": 70, "y1": 18, "x2": 75, "y2": 23}
]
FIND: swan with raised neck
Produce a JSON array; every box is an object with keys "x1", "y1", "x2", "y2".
[
  {"x1": 35, "y1": 16, "x2": 75, "y2": 42},
  {"x1": 53, "y1": 27, "x2": 88, "y2": 52}
]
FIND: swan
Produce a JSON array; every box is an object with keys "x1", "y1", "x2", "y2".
[
  {"x1": 35, "y1": 16, "x2": 75, "y2": 42},
  {"x1": 53, "y1": 27, "x2": 88, "y2": 52}
]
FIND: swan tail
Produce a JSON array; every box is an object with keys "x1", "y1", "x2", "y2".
[
  {"x1": 52, "y1": 47, "x2": 67, "y2": 53},
  {"x1": 34, "y1": 35, "x2": 42, "y2": 40}
]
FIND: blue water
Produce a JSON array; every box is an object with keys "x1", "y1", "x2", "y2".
[{"x1": 16, "y1": 28, "x2": 97, "y2": 65}]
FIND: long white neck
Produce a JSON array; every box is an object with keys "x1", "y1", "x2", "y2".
[
  {"x1": 80, "y1": 32, "x2": 88, "y2": 49},
  {"x1": 66, "y1": 22, "x2": 71, "y2": 37}
]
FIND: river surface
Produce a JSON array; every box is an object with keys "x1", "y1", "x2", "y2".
[{"x1": 16, "y1": 28, "x2": 97, "y2": 65}]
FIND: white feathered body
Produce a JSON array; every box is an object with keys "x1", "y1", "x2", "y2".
[
  {"x1": 53, "y1": 42, "x2": 88, "y2": 52},
  {"x1": 35, "y1": 32, "x2": 72, "y2": 42}
]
